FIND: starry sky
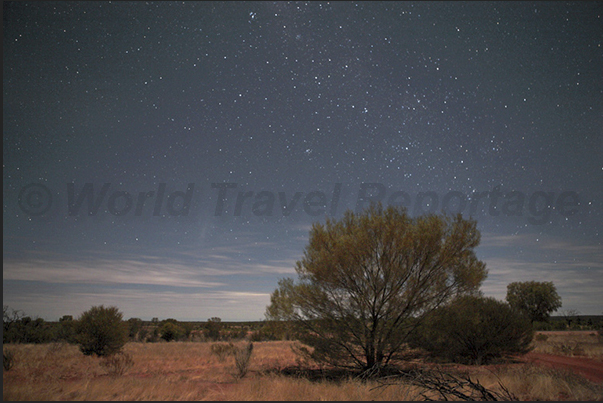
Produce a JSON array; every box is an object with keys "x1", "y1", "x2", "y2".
[{"x1": 3, "y1": 2, "x2": 602, "y2": 321}]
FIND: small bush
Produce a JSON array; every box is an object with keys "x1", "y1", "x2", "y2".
[
  {"x1": 534, "y1": 333, "x2": 549, "y2": 342},
  {"x1": 76, "y1": 305, "x2": 128, "y2": 357},
  {"x1": 160, "y1": 321, "x2": 185, "y2": 342},
  {"x1": 3, "y1": 348, "x2": 15, "y2": 371},
  {"x1": 45, "y1": 341, "x2": 68, "y2": 358},
  {"x1": 210, "y1": 342, "x2": 234, "y2": 362},
  {"x1": 233, "y1": 342, "x2": 253, "y2": 379},
  {"x1": 553, "y1": 342, "x2": 585, "y2": 356},
  {"x1": 99, "y1": 351, "x2": 134, "y2": 376},
  {"x1": 205, "y1": 317, "x2": 223, "y2": 341}
]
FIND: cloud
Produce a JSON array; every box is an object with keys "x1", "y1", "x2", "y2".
[
  {"x1": 3, "y1": 287, "x2": 271, "y2": 321},
  {"x1": 5, "y1": 228, "x2": 601, "y2": 320},
  {"x1": 3, "y1": 259, "x2": 225, "y2": 288},
  {"x1": 3, "y1": 235, "x2": 301, "y2": 288},
  {"x1": 2, "y1": 239, "x2": 298, "y2": 320},
  {"x1": 478, "y1": 232, "x2": 603, "y2": 314}
]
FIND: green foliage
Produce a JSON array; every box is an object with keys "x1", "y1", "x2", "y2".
[
  {"x1": 4, "y1": 306, "x2": 77, "y2": 344},
  {"x1": 75, "y1": 305, "x2": 128, "y2": 357},
  {"x1": 3, "y1": 306, "x2": 19, "y2": 343},
  {"x1": 160, "y1": 320, "x2": 185, "y2": 342},
  {"x1": 266, "y1": 204, "x2": 487, "y2": 370},
  {"x1": 56, "y1": 315, "x2": 77, "y2": 343},
  {"x1": 220, "y1": 325, "x2": 248, "y2": 340},
  {"x1": 127, "y1": 318, "x2": 143, "y2": 341},
  {"x1": 4, "y1": 317, "x2": 53, "y2": 344},
  {"x1": 138, "y1": 326, "x2": 150, "y2": 342},
  {"x1": 149, "y1": 326, "x2": 160, "y2": 342},
  {"x1": 4, "y1": 306, "x2": 53, "y2": 343},
  {"x1": 506, "y1": 281, "x2": 562, "y2": 323},
  {"x1": 410, "y1": 296, "x2": 533, "y2": 365},
  {"x1": 181, "y1": 322, "x2": 195, "y2": 340},
  {"x1": 535, "y1": 317, "x2": 569, "y2": 331},
  {"x1": 250, "y1": 320, "x2": 288, "y2": 341},
  {"x1": 561, "y1": 309, "x2": 581, "y2": 329},
  {"x1": 204, "y1": 317, "x2": 223, "y2": 341},
  {"x1": 264, "y1": 284, "x2": 296, "y2": 340}
]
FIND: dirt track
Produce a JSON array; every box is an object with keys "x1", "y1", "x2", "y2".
[{"x1": 526, "y1": 352, "x2": 603, "y2": 384}]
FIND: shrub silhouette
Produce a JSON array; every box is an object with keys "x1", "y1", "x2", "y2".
[
  {"x1": 160, "y1": 321, "x2": 185, "y2": 342},
  {"x1": 76, "y1": 305, "x2": 128, "y2": 357},
  {"x1": 410, "y1": 296, "x2": 533, "y2": 365},
  {"x1": 205, "y1": 317, "x2": 223, "y2": 341}
]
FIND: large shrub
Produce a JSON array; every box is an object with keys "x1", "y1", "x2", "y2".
[
  {"x1": 76, "y1": 305, "x2": 128, "y2": 356},
  {"x1": 410, "y1": 295, "x2": 533, "y2": 365},
  {"x1": 266, "y1": 204, "x2": 487, "y2": 370}
]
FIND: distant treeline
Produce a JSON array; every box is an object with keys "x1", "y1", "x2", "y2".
[
  {"x1": 533, "y1": 315, "x2": 603, "y2": 331},
  {"x1": 3, "y1": 307, "x2": 290, "y2": 344},
  {"x1": 4, "y1": 305, "x2": 602, "y2": 345}
]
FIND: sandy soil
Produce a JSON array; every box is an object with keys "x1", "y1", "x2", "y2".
[{"x1": 525, "y1": 352, "x2": 603, "y2": 384}]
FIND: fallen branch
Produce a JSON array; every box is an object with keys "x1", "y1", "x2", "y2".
[{"x1": 374, "y1": 366, "x2": 518, "y2": 401}]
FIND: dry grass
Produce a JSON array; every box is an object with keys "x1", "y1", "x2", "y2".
[
  {"x1": 532, "y1": 331, "x2": 603, "y2": 359},
  {"x1": 217, "y1": 375, "x2": 418, "y2": 401},
  {"x1": 476, "y1": 363, "x2": 603, "y2": 401},
  {"x1": 3, "y1": 338, "x2": 602, "y2": 401}
]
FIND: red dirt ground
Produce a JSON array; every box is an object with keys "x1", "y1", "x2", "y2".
[{"x1": 525, "y1": 352, "x2": 603, "y2": 384}]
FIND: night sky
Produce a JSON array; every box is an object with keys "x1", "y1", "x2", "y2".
[{"x1": 3, "y1": 2, "x2": 602, "y2": 321}]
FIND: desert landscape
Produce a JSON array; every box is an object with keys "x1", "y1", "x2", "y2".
[
  {"x1": 4, "y1": 3, "x2": 602, "y2": 402},
  {"x1": 3, "y1": 331, "x2": 602, "y2": 401}
]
